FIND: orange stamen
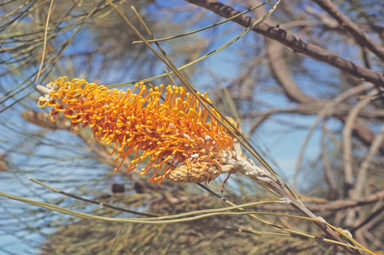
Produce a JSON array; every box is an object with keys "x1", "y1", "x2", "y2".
[{"x1": 37, "y1": 77, "x2": 234, "y2": 183}]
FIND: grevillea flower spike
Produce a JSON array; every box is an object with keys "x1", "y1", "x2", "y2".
[{"x1": 37, "y1": 77, "x2": 236, "y2": 184}]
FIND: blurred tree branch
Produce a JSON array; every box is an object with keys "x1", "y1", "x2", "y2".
[
  {"x1": 312, "y1": 0, "x2": 384, "y2": 61},
  {"x1": 185, "y1": 0, "x2": 384, "y2": 87}
]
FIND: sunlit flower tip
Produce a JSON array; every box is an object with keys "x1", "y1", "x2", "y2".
[{"x1": 36, "y1": 77, "x2": 235, "y2": 184}]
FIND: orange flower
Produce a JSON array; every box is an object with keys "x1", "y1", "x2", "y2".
[{"x1": 37, "y1": 77, "x2": 234, "y2": 183}]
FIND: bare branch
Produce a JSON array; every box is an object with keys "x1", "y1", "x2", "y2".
[
  {"x1": 312, "y1": 0, "x2": 384, "y2": 61},
  {"x1": 268, "y1": 41, "x2": 317, "y2": 103},
  {"x1": 353, "y1": 123, "x2": 384, "y2": 199},
  {"x1": 342, "y1": 96, "x2": 372, "y2": 196},
  {"x1": 259, "y1": 190, "x2": 384, "y2": 213},
  {"x1": 351, "y1": 203, "x2": 384, "y2": 235},
  {"x1": 185, "y1": 0, "x2": 384, "y2": 87}
]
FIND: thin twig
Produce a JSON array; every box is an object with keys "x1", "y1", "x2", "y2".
[
  {"x1": 132, "y1": 0, "x2": 271, "y2": 44},
  {"x1": 353, "y1": 122, "x2": 384, "y2": 199},
  {"x1": 342, "y1": 96, "x2": 372, "y2": 196},
  {"x1": 250, "y1": 190, "x2": 384, "y2": 213},
  {"x1": 28, "y1": 177, "x2": 152, "y2": 217},
  {"x1": 36, "y1": 0, "x2": 54, "y2": 82},
  {"x1": 108, "y1": 228, "x2": 121, "y2": 255},
  {"x1": 321, "y1": 122, "x2": 337, "y2": 194},
  {"x1": 351, "y1": 203, "x2": 384, "y2": 234}
]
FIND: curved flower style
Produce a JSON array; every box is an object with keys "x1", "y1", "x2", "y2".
[{"x1": 37, "y1": 77, "x2": 234, "y2": 183}]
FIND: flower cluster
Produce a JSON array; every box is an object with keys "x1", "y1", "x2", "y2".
[{"x1": 37, "y1": 77, "x2": 234, "y2": 183}]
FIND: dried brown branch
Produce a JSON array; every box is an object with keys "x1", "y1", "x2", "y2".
[
  {"x1": 353, "y1": 123, "x2": 384, "y2": 199},
  {"x1": 342, "y1": 96, "x2": 372, "y2": 196},
  {"x1": 257, "y1": 190, "x2": 384, "y2": 214},
  {"x1": 184, "y1": 0, "x2": 384, "y2": 87},
  {"x1": 343, "y1": 123, "x2": 384, "y2": 244},
  {"x1": 351, "y1": 203, "x2": 384, "y2": 234},
  {"x1": 312, "y1": 0, "x2": 384, "y2": 61},
  {"x1": 267, "y1": 41, "x2": 316, "y2": 103},
  {"x1": 244, "y1": 102, "x2": 384, "y2": 122}
]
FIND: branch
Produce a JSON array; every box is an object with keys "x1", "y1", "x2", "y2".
[
  {"x1": 267, "y1": 41, "x2": 316, "y2": 103},
  {"x1": 243, "y1": 103, "x2": 384, "y2": 120},
  {"x1": 342, "y1": 96, "x2": 372, "y2": 195},
  {"x1": 184, "y1": 0, "x2": 384, "y2": 87},
  {"x1": 258, "y1": 190, "x2": 384, "y2": 213},
  {"x1": 353, "y1": 122, "x2": 384, "y2": 199},
  {"x1": 351, "y1": 203, "x2": 384, "y2": 234},
  {"x1": 312, "y1": 0, "x2": 384, "y2": 61},
  {"x1": 225, "y1": 142, "x2": 362, "y2": 255}
]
